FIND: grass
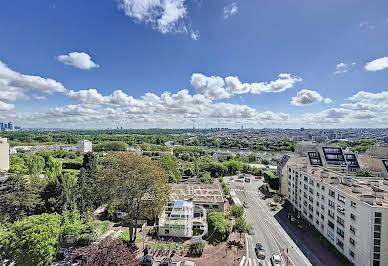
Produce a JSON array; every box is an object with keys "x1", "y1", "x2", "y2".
[
  {"x1": 117, "y1": 229, "x2": 144, "y2": 244},
  {"x1": 94, "y1": 221, "x2": 110, "y2": 236}
]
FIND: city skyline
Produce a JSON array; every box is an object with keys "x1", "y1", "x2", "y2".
[{"x1": 0, "y1": 0, "x2": 388, "y2": 129}]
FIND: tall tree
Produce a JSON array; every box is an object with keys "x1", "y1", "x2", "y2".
[
  {"x1": 159, "y1": 154, "x2": 181, "y2": 183},
  {"x1": 100, "y1": 152, "x2": 170, "y2": 243},
  {"x1": 77, "y1": 152, "x2": 99, "y2": 215}
]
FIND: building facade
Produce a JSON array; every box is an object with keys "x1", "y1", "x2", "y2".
[
  {"x1": 158, "y1": 184, "x2": 225, "y2": 238},
  {"x1": 77, "y1": 140, "x2": 93, "y2": 153},
  {"x1": 0, "y1": 138, "x2": 10, "y2": 171},
  {"x1": 287, "y1": 165, "x2": 388, "y2": 266}
]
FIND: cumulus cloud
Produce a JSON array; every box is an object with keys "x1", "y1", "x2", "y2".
[
  {"x1": 118, "y1": 0, "x2": 189, "y2": 34},
  {"x1": 291, "y1": 89, "x2": 324, "y2": 106},
  {"x1": 343, "y1": 90, "x2": 388, "y2": 112},
  {"x1": 224, "y1": 3, "x2": 238, "y2": 19},
  {"x1": 250, "y1": 73, "x2": 302, "y2": 94},
  {"x1": 0, "y1": 101, "x2": 14, "y2": 111},
  {"x1": 334, "y1": 62, "x2": 356, "y2": 74},
  {"x1": 324, "y1": 98, "x2": 332, "y2": 104},
  {"x1": 191, "y1": 73, "x2": 302, "y2": 100},
  {"x1": 57, "y1": 52, "x2": 99, "y2": 70},
  {"x1": 0, "y1": 60, "x2": 66, "y2": 108},
  {"x1": 365, "y1": 57, "x2": 388, "y2": 71},
  {"x1": 191, "y1": 73, "x2": 229, "y2": 100}
]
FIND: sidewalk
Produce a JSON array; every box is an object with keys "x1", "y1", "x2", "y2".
[{"x1": 274, "y1": 209, "x2": 345, "y2": 266}]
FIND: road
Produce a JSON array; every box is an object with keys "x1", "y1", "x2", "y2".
[{"x1": 228, "y1": 177, "x2": 312, "y2": 266}]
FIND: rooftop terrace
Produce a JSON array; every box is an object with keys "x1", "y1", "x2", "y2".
[{"x1": 169, "y1": 184, "x2": 224, "y2": 203}]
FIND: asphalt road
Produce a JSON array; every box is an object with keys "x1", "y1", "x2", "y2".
[{"x1": 228, "y1": 177, "x2": 312, "y2": 266}]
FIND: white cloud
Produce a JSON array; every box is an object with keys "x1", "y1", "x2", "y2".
[
  {"x1": 250, "y1": 73, "x2": 302, "y2": 94},
  {"x1": 0, "y1": 101, "x2": 14, "y2": 111},
  {"x1": 57, "y1": 52, "x2": 99, "y2": 70},
  {"x1": 190, "y1": 31, "x2": 199, "y2": 40},
  {"x1": 360, "y1": 21, "x2": 375, "y2": 30},
  {"x1": 224, "y1": 3, "x2": 238, "y2": 19},
  {"x1": 118, "y1": 0, "x2": 188, "y2": 34},
  {"x1": 334, "y1": 62, "x2": 356, "y2": 74},
  {"x1": 32, "y1": 95, "x2": 47, "y2": 100},
  {"x1": 0, "y1": 60, "x2": 66, "y2": 107},
  {"x1": 191, "y1": 73, "x2": 302, "y2": 100},
  {"x1": 190, "y1": 73, "x2": 229, "y2": 100},
  {"x1": 209, "y1": 103, "x2": 257, "y2": 118},
  {"x1": 291, "y1": 89, "x2": 323, "y2": 106},
  {"x1": 324, "y1": 98, "x2": 332, "y2": 104},
  {"x1": 365, "y1": 57, "x2": 388, "y2": 71}
]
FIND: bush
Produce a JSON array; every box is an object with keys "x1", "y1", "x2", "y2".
[
  {"x1": 62, "y1": 161, "x2": 82, "y2": 170},
  {"x1": 147, "y1": 227, "x2": 157, "y2": 237},
  {"x1": 199, "y1": 172, "x2": 214, "y2": 184},
  {"x1": 188, "y1": 242, "x2": 205, "y2": 255},
  {"x1": 230, "y1": 205, "x2": 244, "y2": 218}
]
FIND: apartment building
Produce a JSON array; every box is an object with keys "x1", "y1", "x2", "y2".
[
  {"x1": 0, "y1": 138, "x2": 10, "y2": 171},
  {"x1": 158, "y1": 184, "x2": 225, "y2": 238},
  {"x1": 77, "y1": 140, "x2": 93, "y2": 153},
  {"x1": 287, "y1": 164, "x2": 388, "y2": 266}
]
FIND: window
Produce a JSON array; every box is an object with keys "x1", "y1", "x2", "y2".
[
  {"x1": 373, "y1": 260, "x2": 380, "y2": 266},
  {"x1": 164, "y1": 229, "x2": 170, "y2": 234},
  {"x1": 309, "y1": 179, "x2": 314, "y2": 186},
  {"x1": 374, "y1": 239, "x2": 381, "y2": 246},
  {"x1": 328, "y1": 200, "x2": 335, "y2": 208},
  {"x1": 321, "y1": 214, "x2": 324, "y2": 220},
  {"x1": 338, "y1": 194, "x2": 345, "y2": 203},
  {"x1": 350, "y1": 213, "x2": 356, "y2": 221},
  {"x1": 374, "y1": 232, "x2": 381, "y2": 239},
  {"x1": 322, "y1": 185, "x2": 325, "y2": 191},
  {"x1": 328, "y1": 220, "x2": 334, "y2": 229},
  {"x1": 328, "y1": 209, "x2": 335, "y2": 219},
  {"x1": 337, "y1": 216, "x2": 344, "y2": 226},
  {"x1": 304, "y1": 176, "x2": 308, "y2": 182},
  {"x1": 374, "y1": 225, "x2": 381, "y2": 232},
  {"x1": 351, "y1": 201, "x2": 356, "y2": 208},
  {"x1": 337, "y1": 206, "x2": 345, "y2": 215},
  {"x1": 350, "y1": 237, "x2": 355, "y2": 246},
  {"x1": 317, "y1": 183, "x2": 320, "y2": 188},
  {"x1": 374, "y1": 253, "x2": 380, "y2": 260},
  {"x1": 329, "y1": 189, "x2": 335, "y2": 198},
  {"x1": 349, "y1": 250, "x2": 354, "y2": 258},
  {"x1": 336, "y1": 239, "x2": 344, "y2": 249},
  {"x1": 375, "y1": 217, "x2": 381, "y2": 224},
  {"x1": 350, "y1": 225, "x2": 356, "y2": 234},
  {"x1": 337, "y1": 227, "x2": 344, "y2": 238},
  {"x1": 375, "y1": 212, "x2": 382, "y2": 218},
  {"x1": 374, "y1": 246, "x2": 381, "y2": 253}
]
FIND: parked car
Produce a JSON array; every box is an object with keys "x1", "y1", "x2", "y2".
[
  {"x1": 243, "y1": 202, "x2": 249, "y2": 208},
  {"x1": 176, "y1": 261, "x2": 196, "y2": 266},
  {"x1": 270, "y1": 254, "x2": 283, "y2": 266},
  {"x1": 139, "y1": 255, "x2": 154, "y2": 266},
  {"x1": 244, "y1": 177, "x2": 251, "y2": 183},
  {"x1": 160, "y1": 257, "x2": 173, "y2": 266},
  {"x1": 255, "y1": 242, "x2": 265, "y2": 259}
]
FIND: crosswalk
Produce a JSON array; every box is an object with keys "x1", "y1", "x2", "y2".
[
  {"x1": 240, "y1": 256, "x2": 271, "y2": 266},
  {"x1": 232, "y1": 188, "x2": 261, "y2": 195}
]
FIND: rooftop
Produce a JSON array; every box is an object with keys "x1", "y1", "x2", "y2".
[
  {"x1": 169, "y1": 184, "x2": 224, "y2": 203},
  {"x1": 292, "y1": 165, "x2": 388, "y2": 207}
]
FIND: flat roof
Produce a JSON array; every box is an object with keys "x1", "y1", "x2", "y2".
[
  {"x1": 290, "y1": 165, "x2": 388, "y2": 207},
  {"x1": 169, "y1": 184, "x2": 224, "y2": 203}
]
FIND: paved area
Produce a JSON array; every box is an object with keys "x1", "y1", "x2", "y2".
[{"x1": 228, "y1": 177, "x2": 312, "y2": 266}]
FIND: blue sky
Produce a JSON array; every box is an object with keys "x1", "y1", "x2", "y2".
[{"x1": 0, "y1": 0, "x2": 387, "y2": 128}]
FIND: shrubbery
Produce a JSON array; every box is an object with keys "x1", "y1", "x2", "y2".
[
  {"x1": 188, "y1": 242, "x2": 205, "y2": 255},
  {"x1": 207, "y1": 212, "x2": 232, "y2": 244}
]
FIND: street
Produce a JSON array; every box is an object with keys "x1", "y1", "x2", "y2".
[{"x1": 228, "y1": 176, "x2": 312, "y2": 266}]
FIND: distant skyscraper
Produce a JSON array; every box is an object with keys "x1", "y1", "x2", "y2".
[
  {"x1": 241, "y1": 125, "x2": 243, "y2": 130},
  {"x1": 7, "y1": 122, "x2": 13, "y2": 131}
]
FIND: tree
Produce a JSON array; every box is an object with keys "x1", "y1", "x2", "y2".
[
  {"x1": 230, "y1": 205, "x2": 244, "y2": 218},
  {"x1": 207, "y1": 212, "x2": 232, "y2": 244},
  {"x1": 234, "y1": 216, "x2": 249, "y2": 238},
  {"x1": 199, "y1": 172, "x2": 214, "y2": 184},
  {"x1": 247, "y1": 153, "x2": 257, "y2": 163},
  {"x1": 1, "y1": 214, "x2": 61, "y2": 266},
  {"x1": 100, "y1": 152, "x2": 170, "y2": 243},
  {"x1": 188, "y1": 242, "x2": 205, "y2": 255},
  {"x1": 77, "y1": 152, "x2": 99, "y2": 215},
  {"x1": 159, "y1": 154, "x2": 181, "y2": 183},
  {"x1": 45, "y1": 156, "x2": 62, "y2": 181},
  {"x1": 61, "y1": 173, "x2": 78, "y2": 211},
  {"x1": 8, "y1": 156, "x2": 28, "y2": 175},
  {"x1": 75, "y1": 239, "x2": 138, "y2": 266},
  {"x1": 26, "y1": 155, "x2": 45, "y2": 176},
  {"x1": 0, "y1": 175, "x2": 45, "y2": 223}
]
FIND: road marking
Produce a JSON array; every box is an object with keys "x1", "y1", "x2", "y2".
[{"x1": 240, "y1": 256, "x2": 246, "y2": 266}]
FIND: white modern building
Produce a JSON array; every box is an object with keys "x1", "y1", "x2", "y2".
[
  {"x1": 77, "y1": 140, "x2": 93, "y2": 153},
  {"x1": 158, "y1": 184, "x2": 225, "y2": 238},
  {"x1": 287, "y1": 164, "x2": 388, "y2": 266},
  {"x1": 0, "y1": 138, "x2": 10, "y2": 171}
]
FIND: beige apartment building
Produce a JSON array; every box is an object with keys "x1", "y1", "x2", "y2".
[
  {"x1": 287, "y1": 165, "x2": 388, "y2": 266},
  {"x1": 0, "y1": 138, "x2": 9, "y2": 171}
]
